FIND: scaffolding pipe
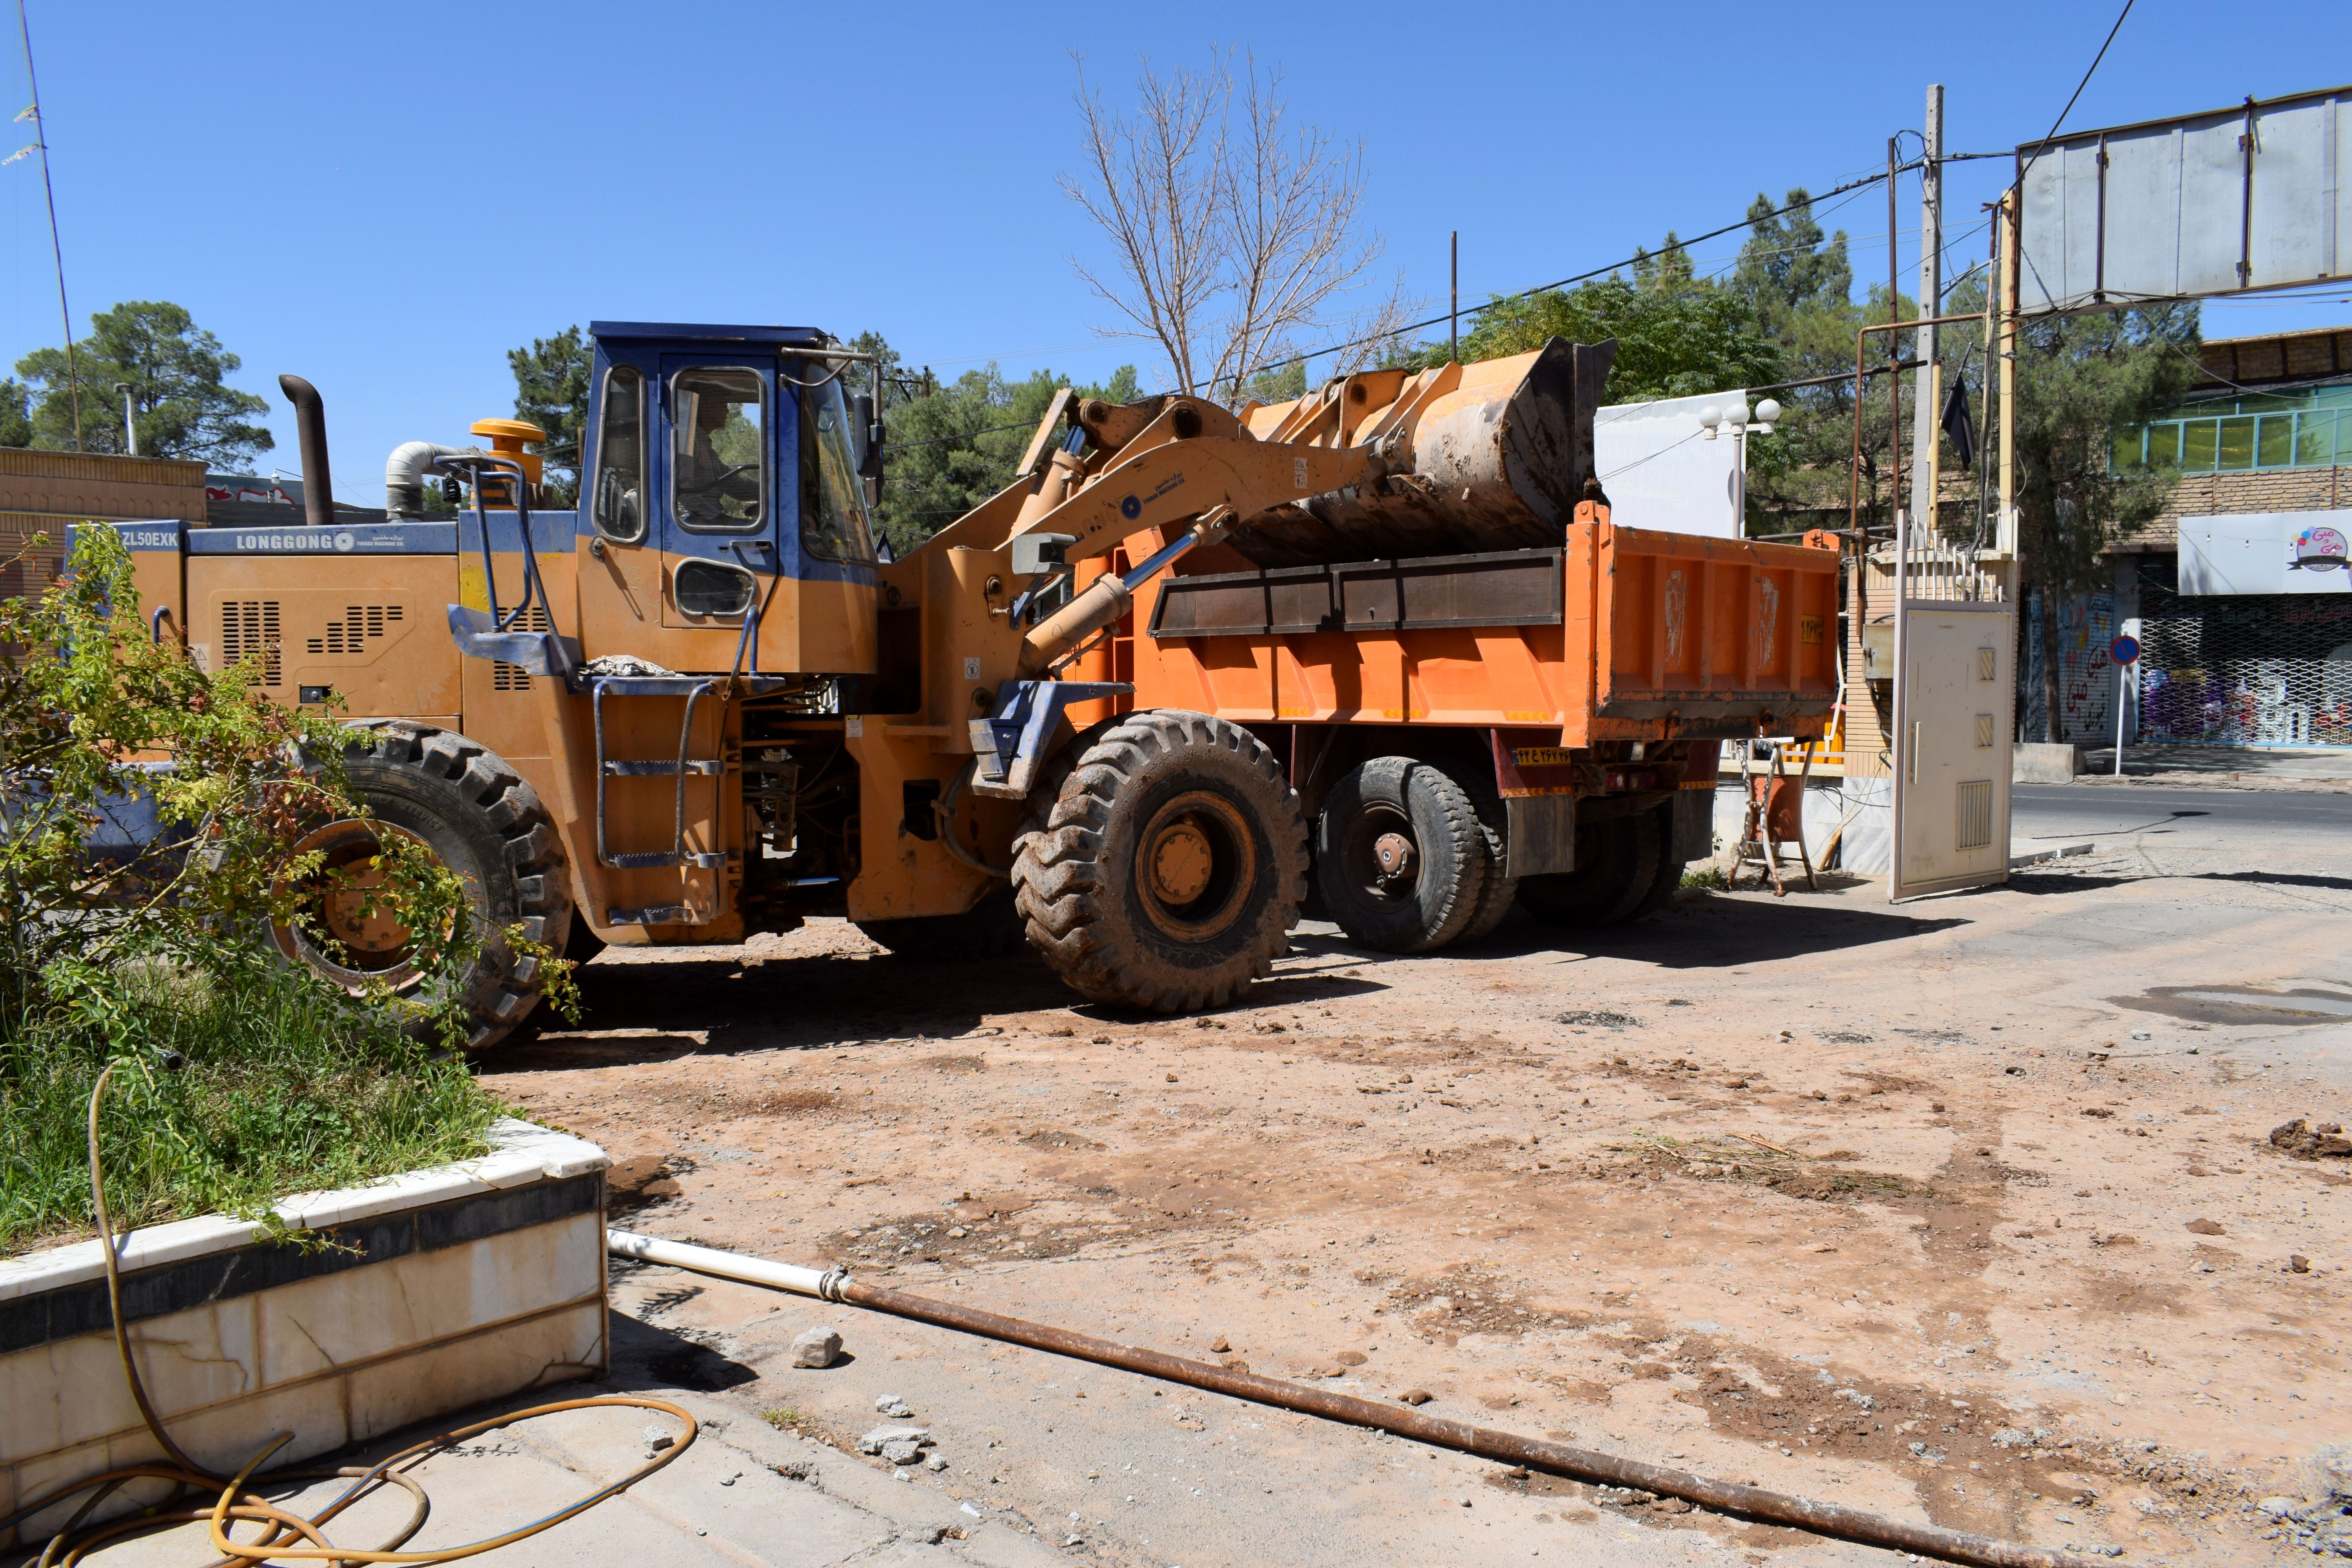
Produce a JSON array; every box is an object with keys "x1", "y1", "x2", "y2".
[{"x1": 606, "y1": 1229, "x2": 2095, "y2": 1568}]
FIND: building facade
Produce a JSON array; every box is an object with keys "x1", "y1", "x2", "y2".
[{"x1": 2079, "y1": 326, "x2": 2352, "y2": 747}]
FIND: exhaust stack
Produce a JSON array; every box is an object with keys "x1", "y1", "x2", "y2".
[{"x1": 277, "y1": 375, "x2": 335, "y2": 530}]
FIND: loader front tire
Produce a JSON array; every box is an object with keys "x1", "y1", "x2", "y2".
[
  {"x1": 1514, "y1": 808, "x2": 1664, "y2": 929},
  {"x1": 274, "y1": 722, "x2": 571, "y2": 1051},
  {"x1": 1012, "y1": 710, "x2": 1305, "y2": 1012}
]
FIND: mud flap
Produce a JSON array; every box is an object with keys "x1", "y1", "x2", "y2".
[{"x1": 1503, "y1": 793, "x2": 1576, "y2": 878}]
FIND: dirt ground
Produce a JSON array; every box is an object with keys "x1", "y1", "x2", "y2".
[{"x1": 482, "y1": 793, "x2": 2352, "y2": 1567}]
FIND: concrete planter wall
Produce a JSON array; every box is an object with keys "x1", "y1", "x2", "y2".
[{"x1": 0, "y1": 1118, "x2": 609, "y2": 1547}]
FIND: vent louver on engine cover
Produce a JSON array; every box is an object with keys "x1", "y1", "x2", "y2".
[
  {"x1": 220, "y1": 601, "x2": 282, "y2": 685},
  {"x1": 494, "y1": 604, "x2": 550, "y2": 691},
  {"x1": 305, "y1": 603, "x2": 406, "y2": 657}
]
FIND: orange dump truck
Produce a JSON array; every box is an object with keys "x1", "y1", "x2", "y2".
[{"x1": 105, "y1": 328, "x2": 1837, "y2": 1044}]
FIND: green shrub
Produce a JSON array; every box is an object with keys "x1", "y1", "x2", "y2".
[{"x1": 0, "y1": 527, "x2": 515, "y2": 1254}]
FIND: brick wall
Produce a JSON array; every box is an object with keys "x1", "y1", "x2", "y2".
[
  {"x1": 0, "y1": 450, "x2": 208, "y2": 601},
  {"x1": 2117, "y1": 465, "x2": 2352, "y2": 552}
]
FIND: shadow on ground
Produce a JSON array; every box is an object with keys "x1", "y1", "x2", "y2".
[
  {"x1": 1394, "y1": 898, "x2": 1970, "y2": 969},
  {"x1": 606, "y1": 1309, "x2": 762, "y2": 1394}
]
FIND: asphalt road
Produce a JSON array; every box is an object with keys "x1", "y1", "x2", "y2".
[{"x1": 2011, "y1": 780, "x2": 2352, "y2": 851}]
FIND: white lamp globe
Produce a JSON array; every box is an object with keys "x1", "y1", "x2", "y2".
[
  {"x1": 1755, "y1": 398, "x2": 1783, "y2": 425},
  {"x1": 1697, "y1": 405, "x2": 1720, "y2": 430},
  {"x1": 1723, "y1": 402, "x2": 1750, "y2": 428}
]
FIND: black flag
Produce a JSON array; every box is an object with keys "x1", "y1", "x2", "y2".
[{"x1": 1941, "y1": 377, "x2": 1977, "y2": 471}]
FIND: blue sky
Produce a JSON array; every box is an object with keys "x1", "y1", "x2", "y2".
[{"x1": 3, "y1": 1, "x2": 2346, "y2": 503}]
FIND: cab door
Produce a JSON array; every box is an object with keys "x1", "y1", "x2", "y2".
[
  {"x1": 657, "y1": 356, "x2": 778, "y2": 644},
  {"x1": 577, "y1": 356, "x2": 661, "y2": 655}
]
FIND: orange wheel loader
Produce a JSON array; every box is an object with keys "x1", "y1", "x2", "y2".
[{"x1": 100, "y1": 324, "x2": 1836, "y2": 1048}]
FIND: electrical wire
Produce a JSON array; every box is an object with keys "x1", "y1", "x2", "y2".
[
  {"x1": 2016, "y1": 0, "x2": 2137, "y2": 178},
  {"x1": 0, "y1": 1067, "x2": 701, "y2": 1565},
  {"x1": 1252, "y1": 162, "x2": 1930, "y2": 378}
]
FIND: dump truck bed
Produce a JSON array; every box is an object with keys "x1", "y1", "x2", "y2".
[{"x1": 1127, "y1": 520, "x2": 1839, "y2": 744}]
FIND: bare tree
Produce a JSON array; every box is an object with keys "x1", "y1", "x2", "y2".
[{"x1": 1062, "y1": 51, "x2": 1390, "y2": 401}]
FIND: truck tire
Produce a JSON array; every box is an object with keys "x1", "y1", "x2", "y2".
[
  {"x1": 1515, "y1": 809, "x2": 1664, "y2": 929},
  {"x1": 854, "y1": 890, "x2": 1025, "y2": 960},
  {"x1": 275, "y1": 722, "x2": 570, "y2": 1051},
  {"x1": 1012, "y1": 710, "x2": 1305, "y2": 1011},
  {"x1": 1430, "y1": 760, "x2": 1517, "y2": 946},
  {"x1": 1628, "y1": 815, "x2": 1690, "y2": 922},
  {"x1": 1316, "y1": 758, "x2": 1487, "y2": 954}
]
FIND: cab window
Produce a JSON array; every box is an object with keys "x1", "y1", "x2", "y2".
[
  {"x1": 671, "y1": 367, "x2": 766, "y2": 531},
  {"x1": 591, "y1": 366, "x2": 645, "y2": 541},
  {"x1": 799, "y1": 376, "x2": 877, "y2": 563}
]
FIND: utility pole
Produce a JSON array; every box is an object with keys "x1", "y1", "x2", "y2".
[
  {"x1": 1886, "y1": 138, "x2": 1902, "y2": 534},
  {"x1": 1909, "y1": 84, "x2": 1943, "y2": 536},
  {"x1": 1449, "y1": 230, "x2": 1459, "y2": 364},
  {"x1": 115, "y1": 381, "x2": 135, "y2": 456}
]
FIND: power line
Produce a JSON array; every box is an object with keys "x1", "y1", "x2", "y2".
[
  {"x1": 892, "y1": 418, "x2": 1036, "y2": 450},
  {"x1": 2017, "y1": 0, "x2": 2136, "y2": 177},
  {"x1": 1252, "y1": 162, "x2": 1931, "y2": 379}
]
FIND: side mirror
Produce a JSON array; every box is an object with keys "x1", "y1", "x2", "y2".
[
  {"x1": 1010, "y1": 532, "x2": 1076, "y2": 577},
  {"x1": 851, "y1": 390, "x2": 885, "y2": 482}
]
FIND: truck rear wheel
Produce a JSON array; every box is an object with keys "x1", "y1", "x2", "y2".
[
  {"x1": 1013, "y1": 710, "x2": 1305, "y2": 1011},
  {"x1": 1316, "y1": 758, "x2": 1488, "y2": 954},
  {"x1": 1515, "y1": 809, "x2": 1664, "y2": 929},
  {"x1": 1431, "y1": 760, "x2": 1517, "y2": 946},
  {"x1": 274, "y1": 722, "x2": 570, "y2": 1051}
]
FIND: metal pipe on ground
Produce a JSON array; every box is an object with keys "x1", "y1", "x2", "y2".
[{"x1": 605, "y1": 1229, "x2": 2094, "y2": 1568}]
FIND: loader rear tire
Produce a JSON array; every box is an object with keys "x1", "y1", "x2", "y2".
[
  {"x1": 1514, "y1": 809, "x2": 1664, "y2": 929},
  {"x1": 1012, "y1": 710, "x2": 1305, "y2": 1012},
  {"x1": 1316, "y1": 759, "x2": 1487, "y2": 954},
  {"x1": 274, "y1": 722, "x2": 571, "y2": 1052}
]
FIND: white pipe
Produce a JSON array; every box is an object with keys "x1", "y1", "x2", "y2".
[
  {"x1": 607, "y1": 1228, "x2": 846, "y2": 1299},
  {"x1": 385, "y1": 440, "x2": 465, "y2": 517}
]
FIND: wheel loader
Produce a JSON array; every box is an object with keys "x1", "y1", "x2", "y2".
[{"x1": 102, "y1": 323, "x2": 1837, "y2": 1048}]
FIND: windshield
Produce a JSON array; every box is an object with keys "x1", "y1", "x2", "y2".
[{"x1": 799, "y1": 375, "x2": 877, "y2": 564}]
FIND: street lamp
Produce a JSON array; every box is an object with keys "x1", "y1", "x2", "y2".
[
  {"x1": 1697, "y1": 397, "x2": 1780, "y2": 535},
  {"x1": 114, "y1": 381, "x2": 136, "y2": 457}
]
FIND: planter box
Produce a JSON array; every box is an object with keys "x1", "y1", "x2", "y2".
[{"x1": 0, "y1": 1118, "x2": 609, "y2": 1547}]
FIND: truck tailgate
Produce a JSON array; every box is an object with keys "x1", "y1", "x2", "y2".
[{"x1": 1574, "y1": 522, "x2": 1839, "y2": 739}]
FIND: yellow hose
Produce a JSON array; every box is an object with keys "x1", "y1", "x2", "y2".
[{"x1": 4, "y1": 1066, "x2": 695, "y2": 1565}]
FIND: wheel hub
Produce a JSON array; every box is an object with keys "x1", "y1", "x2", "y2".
[
  {"x1": 322, "y1": 857, "x2": 406, "y2": 953},
  {"x1": 272, "y1": 818, "x2": 442, "y2": 984},
  {"x1": 1372, "y1": 830, "x2": 1417, "y2": 884},
  {"x1": 1131, "y1": 790, "x2": 1258, "y2": 944},
  {"x1": 1149, "y1": 822, "x2": 1215, "y2": 905}
]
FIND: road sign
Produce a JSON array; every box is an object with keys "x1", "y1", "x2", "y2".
[{"x1": 2110, "y1": 635, "x2": 2141, "y2": 664}]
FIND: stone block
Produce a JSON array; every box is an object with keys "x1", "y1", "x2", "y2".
[{"x1": 2013, "y1": 742, "x2": 2083, "y2": 783}]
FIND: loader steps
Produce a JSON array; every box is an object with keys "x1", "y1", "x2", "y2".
[{"x1": 603, "y1": 759, "x2": 723, "y2": 776}]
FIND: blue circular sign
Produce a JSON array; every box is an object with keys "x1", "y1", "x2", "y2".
[
  {"x1": 2110, "y1": 635, "x2": 2141, "y2": 664},
  {"x1": 1120, "y1": 494, "x2": 1142, "y2": 520}
]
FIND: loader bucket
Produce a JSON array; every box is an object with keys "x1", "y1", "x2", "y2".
[{"x1": 1220, "y1": 337, "x2": 1615, "y2": 568}]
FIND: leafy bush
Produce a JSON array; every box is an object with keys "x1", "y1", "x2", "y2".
[{"x1": 0, "y1": 527, "x2": 514, "y2": 1253}]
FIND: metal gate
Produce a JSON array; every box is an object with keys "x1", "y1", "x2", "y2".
[
  {"x1": 1889, "y1": 530, "x2": 2014, "y2": 900},
  {"x1": 2138, "y1": 559, "x2": 2352, "y2": 745}
]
